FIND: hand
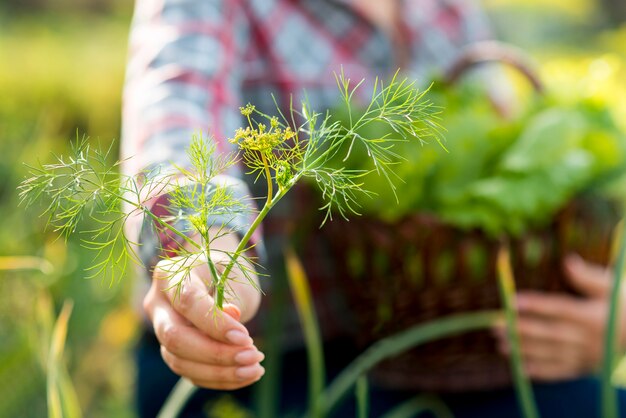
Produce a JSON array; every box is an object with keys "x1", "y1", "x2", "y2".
[
  {"x1": 493, "y1": 254, "x2": 625, "y2": 382},
  {"x1": 143, "y1": 256, "x2": 265, "y2": 390}
]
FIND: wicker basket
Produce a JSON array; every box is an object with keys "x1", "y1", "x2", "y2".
[
  {"x1": 317, "y1": 196, "x2": 619, "y2": 391},
  {"x1": 296, "y1": 43, "x2": 622, "y2": 391}
]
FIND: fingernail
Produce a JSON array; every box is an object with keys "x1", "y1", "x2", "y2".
[
  {"x1": 236, "y1": 364, "x2": 264, "y2": 380},
  {"x1": 225, "y1": 330, "x2": 251, "y2": 346},
  {"x1": 234, "y1": 350, "x2": 264, "y2": 365}
]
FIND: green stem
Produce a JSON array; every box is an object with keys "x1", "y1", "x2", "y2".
[
  {"x1": 155, "y1": 190, "x2": 290, "y2": 418},
  {"x1": 156, "y1": 186, "x2": 294, "y2": 418},
  {"x1": 602, "y1": 219, "x2": 626, "y2": 418},
  {"x1": 497, "y1": 247, "x2": 539, "y2": 418},
  {"x1": 156, "y1": 378, "x2": 196, "y2": 418},
  {"x1": 285, "y1": 248, "x2": 326, "y2": 418},
  {"x1": 379, "y1": 395, "x2": 453, "y2": 418},
  {"x1": 206, "y1": 245, "x2": 222, "y2": 293},
  {"x1": 215, "y1": 187, "x2": 286, "y2": 308},
  {"x1": 261, "y1": 152, "x2": 273, "y2": 206},
  {"x1": 313, "y1": 311, "x2": 501, "y2": 417},
  {"x1": 356, "y1": 376, "x2": 369, "y2": 418}
]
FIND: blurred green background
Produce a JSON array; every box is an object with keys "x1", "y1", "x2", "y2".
[
  {"x1": 0, "y1": 1, "x2": 136, "y2": 417},
  {"x1": 0, "y1": 0, "x2": 624, "y2": 417}
]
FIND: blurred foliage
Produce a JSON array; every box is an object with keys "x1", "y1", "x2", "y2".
[
  {"x1": 0, "y1": 8, "x2": 138, "y2": 418},
  {"x1": 0, "y1": 0, "x2": 128, "y2": 15},
  {"x1": 330, "y1": 76, "x2": 626, "y2": 234},
  {"x1": 484, "y1": 0, "x2": 625, "y2": 47}
]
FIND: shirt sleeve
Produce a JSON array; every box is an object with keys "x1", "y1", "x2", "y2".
[{"x1": 121, "y1": 0, "x2": 263, "y2": 271}]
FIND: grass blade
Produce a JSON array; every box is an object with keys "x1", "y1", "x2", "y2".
[
  {"x1": 356, "y1": 376, "x2": 369, "y2": 418},
  {"x1": 602, "y1": 219, "x2": 626, "y2": 418},
  {"x1": 380, "y1": 394, "x2": 454, "y2": 418},
  {"x1": 285, "y1": 248, "x2": 325, "y2": 418},
  {"x1": 497, "y1": 247, "x2": 539, "y2": 418},
  {"x1": 315, "y1": 311, "x2": 501, "y2": 417},
  {"x1": 157, "y1": 378, "x2": 197, "y2": 418},
  {"x1": 47, "y1": 300, "x2": 82, "y2": 418},
  {"x1": 0, "y1": 256, "x2": 53, "y2": 274}
]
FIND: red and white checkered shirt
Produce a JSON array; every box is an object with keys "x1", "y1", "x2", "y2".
[
  {"x1": 123, "y1": 0, "x2": 492, "y2": 172},
  {"x1": 122, "y1": 0, "x2": 495, "y2": 344}
]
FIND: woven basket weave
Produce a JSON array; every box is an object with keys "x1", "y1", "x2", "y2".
[{"x1": 317, "y1": 196, "x2": 619, "y2": 391}]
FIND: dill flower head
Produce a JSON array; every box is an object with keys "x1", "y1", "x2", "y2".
[
  {"x1": 229, "y1": 122, "x2": 294, "y2": 154},
  {"x1": 239, "y1": 103, "x2": 255, "y2": 117}
]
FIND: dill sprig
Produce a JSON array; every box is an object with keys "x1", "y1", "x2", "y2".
[{"x1": 19, "y1": 72, "x2": 441, "y2": 310}]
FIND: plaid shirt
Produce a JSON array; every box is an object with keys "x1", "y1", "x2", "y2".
[{"x1": 122, "y1": 0, "x2": 495, "y2": 344}]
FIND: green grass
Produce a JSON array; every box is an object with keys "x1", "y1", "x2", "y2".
[{"x1": 0, "y1": 10, "x2": 137, "y2": 418}]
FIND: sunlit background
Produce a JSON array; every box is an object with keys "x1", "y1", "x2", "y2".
[{"x1": 0, "y1": 0, "x2": 625, "y2": 417}]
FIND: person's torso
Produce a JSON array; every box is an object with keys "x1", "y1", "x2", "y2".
[
  {"x1": 239, "y1": 0, "x2": 487, "y2": 116},
  {"x1": 239, "y1": 0, "x2": 492, "y2": 346}
]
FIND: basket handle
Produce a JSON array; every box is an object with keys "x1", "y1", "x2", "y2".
[{"x1": 443, "y1": 41, "x2": 545, "y2": 94}]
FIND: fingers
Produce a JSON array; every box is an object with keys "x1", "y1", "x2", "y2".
[
  {"x1": 154, "y1": 259, "x2": 252, "y2": 346},
  {"x1": 519, "y1": 316, "x2": 587, "y2": 346},
  {"x1": 495, "y1": 330, "x2": 587, "y2": 381},
  {"x1": 496, "y1": 328, "x2": 584, "y2": 365},
  {"x1": 150, "y1": 301, "x2": 265, "y2": 389},
  {"x1": 161, "y1": 346, "x2": 265, "y2": 390},
  {"x1": 498, "y1": 342, "x2": 584, "y2": 381},
  {"x1": 563, "y1": 254, "x2": 612, "y2": 299},
  {"x1": 223, "y1": 304, "x2": 242, "y2": 322},
  {"x1": 516, "y1": 291, "x2": 590, "y2": 325},
  {"x1": 524, "y1": 360, "x2": 584, "y2": 382},
  {"x1": 494, "y1": 314, "x2": 593, "y2": 382},
  {"x1": 152, "y1": 304, "x2": 262, "y2": 366},
  {"x1": 146, "y1": 260, "x2": 266, "y2": 390}
]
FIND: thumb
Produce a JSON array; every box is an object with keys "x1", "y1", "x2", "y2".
[
  {"x1": 564, "y1": 253, "x2": 612, "y2": 299},
  {"x1": 223, "y1": 303, "x2": 242, "y2": 322},
  {"x1": 152, "y1": 257, "x2": 186, "y2": 288}
]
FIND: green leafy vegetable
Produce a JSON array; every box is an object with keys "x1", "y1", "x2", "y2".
[{"x1": 331, "y1": 80, "x2": 626, "y2": 235}]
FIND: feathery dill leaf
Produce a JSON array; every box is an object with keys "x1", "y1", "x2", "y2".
[{"x1": 19, "y1": 72, "x2": 441, "y2": 309}]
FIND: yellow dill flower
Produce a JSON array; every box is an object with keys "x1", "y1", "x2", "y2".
[
  {"x1": 229, "y1": 123, "x2": 294, "y2": 154},
  {"x1": 239, "y1": 103, "x2": 255, "y2": 117}
]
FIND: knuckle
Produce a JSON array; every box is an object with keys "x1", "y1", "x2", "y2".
[
  {"x1": 211, "y1": 366, "x2": 231, "y2": 382},
  {"x1": 153, "y1": 260, "x2": 171, "y2": 280},
  {"x1": 211, "y1": 345, "x2": 231, "y2": 366},
  {"x1": 517, "y1": 321, "x2": 534, "y2": 336},
  {"x1": 210, "y1": 364, "x2": 238, "y2": 383},
  {"x1": 160, "y1": 324, "x2": 181, "y2": 351},
  {"x1": 176, "y1": 284, "x2": 197, "y2": 313},
  {"x1": 142, "y1": 292, "x2": 153, "y2": 316},
  {"x1": 168, "y1": 359, "x2": 184, "y2": 376},
  {"x1": 554, "y1": 324, "x2": 574, "y2": 341},
  {"x1": 161, "y1": 347, "x2": 183, "y2": 376},
  {"x1": 142, "y1": 284, "x2": 160, "y2": 315}
]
